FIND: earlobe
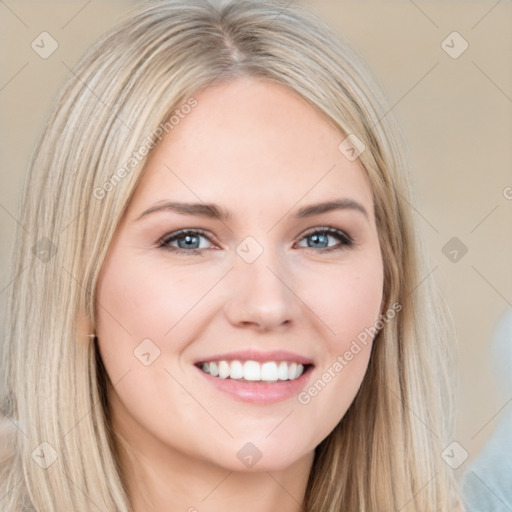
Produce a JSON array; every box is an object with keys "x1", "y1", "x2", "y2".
[{"x1": 76, "y1": 311, "x2": 96, "y2": 343}]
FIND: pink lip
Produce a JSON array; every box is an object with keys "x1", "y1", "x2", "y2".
[
  {"x1": 194, "y1": 364, "x2": 315, "y2": 405},
  {"x1": 193, "y1": 349, "x2": 314, "y2": 365}
]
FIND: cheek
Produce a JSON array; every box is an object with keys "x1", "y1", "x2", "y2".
[
  {"x1": 95, "y1": 249, "x2": 224, "y2": 383},
  {"x1": 94, "y1": 251, "x2": 172, "y2": 381},
  {"x1": 332, "y1": 270, "x2": 383, "y2": 342},
  {"x1": 96, "y1": 252, "x2": 198, "y2": 340},
  {"x1": 305, "y1": 255, "x2": 384, "y2": 349},
  {"x1": 296, "y1": 254, "x2": 383, "y2": 421}
]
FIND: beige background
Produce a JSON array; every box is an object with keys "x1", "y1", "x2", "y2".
[{"x1": 1, "y1": 0, "x2": 511, "y2": 473}]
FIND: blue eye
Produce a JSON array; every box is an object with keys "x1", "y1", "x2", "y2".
[
  {"x1": 297, "y1": 227, "x2": 353, "y2": 251},
  {"x1": 159, "y1": 229, "x2": 211, "y2": 254},
  {"x1": 158, "y1": 227, "x2": 353, "y2": 255}
]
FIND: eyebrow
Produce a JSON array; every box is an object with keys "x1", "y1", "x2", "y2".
[{"x1": 135, "y1": 198, "x2": 369, "y2": 222}]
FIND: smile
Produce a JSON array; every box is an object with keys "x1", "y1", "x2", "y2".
[{"x1": 197, "y1": 360, "x2": 310, "y2": 381}]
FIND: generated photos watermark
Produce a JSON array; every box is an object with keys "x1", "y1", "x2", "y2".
[
  {"x1": 93, "y1": 97, "x2": 198, "y2": 200},
  {"x1": 297, "y1": 301, "x2": 402, "y2": 405}
]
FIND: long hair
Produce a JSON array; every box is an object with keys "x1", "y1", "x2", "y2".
[{"x1": 0, "y1": 0, "x2": 461, "y2": 510}]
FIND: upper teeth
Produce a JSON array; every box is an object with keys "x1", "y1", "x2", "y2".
[{"x1": 201, "y1": 360, "x2": 306, "y2": 381}]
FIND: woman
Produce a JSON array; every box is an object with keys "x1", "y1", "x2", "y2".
[{"x1": 0, "y1": 0, "x2": 464, "y2": 510}]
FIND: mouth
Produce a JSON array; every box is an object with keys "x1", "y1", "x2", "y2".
[
  {"x1": 193, "y1": 359, "x2": 315, "y2": 404},
  {"x1": 194, "y1": 360, "x2": 315, "y2": 382},
  {"x1": 192, "y1": 349, "x2": 315, "y2": 403}
]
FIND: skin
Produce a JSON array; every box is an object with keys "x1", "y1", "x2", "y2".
[{"x1": 95, "y1": 76, "x2": 384, "y2": 512}]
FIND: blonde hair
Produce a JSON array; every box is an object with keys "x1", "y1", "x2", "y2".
[{"x1": 0, "y1": 0, "x2": 462, "y2": 510}]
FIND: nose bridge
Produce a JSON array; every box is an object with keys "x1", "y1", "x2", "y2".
[
  {"x1": 224, "y1": 236, "x2": 299, "y2": 329},
  {"x1": 237, "y1": 238, "x2": 289, "y2": 300}
]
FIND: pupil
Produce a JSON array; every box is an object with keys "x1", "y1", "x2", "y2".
[
  {"x1": 311, "y1": 233, "x2": 327, "y2": 248},
  {"x1": 180, "y1": 235, "x2": 198, "y2": 249}
]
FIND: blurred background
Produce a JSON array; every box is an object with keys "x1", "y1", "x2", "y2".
[{"x1": 1, "y1": 0, "x2": 511, "y2": 492}]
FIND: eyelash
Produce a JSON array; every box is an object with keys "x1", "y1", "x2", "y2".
[{"x1": 157, "y1": 227, "x2": 354, "y2": 255}]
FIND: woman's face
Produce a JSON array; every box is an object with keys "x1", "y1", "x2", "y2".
[{"x1": 95, "y1": 77, "x2": 384, "y2": 472}]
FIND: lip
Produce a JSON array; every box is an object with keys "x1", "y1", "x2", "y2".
[
  {"x1": 194, "y1": 363, "x2": 315, "y2": 405},
  {"x1": 193, "y1": 349, "x2": 314, "y2": 366}
]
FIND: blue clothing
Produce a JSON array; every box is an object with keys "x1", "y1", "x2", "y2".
[{"x1": 462, "y1": 309, "x2": 512, "y2": 512}]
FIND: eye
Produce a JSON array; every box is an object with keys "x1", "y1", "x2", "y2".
[
  {"x1": 158, "y1": 227, "x2": 354, "y2": 255},
  {"x1": 295, "y1": 227, "x2": 353, "y2": 252},
  {"x1": 158, "y1": 229, "x2": 214, "y2": 255}
]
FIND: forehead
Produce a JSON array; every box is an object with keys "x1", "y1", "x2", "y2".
[{"x1": 127, "y1": 77, "x2": 374, "y2": 221}]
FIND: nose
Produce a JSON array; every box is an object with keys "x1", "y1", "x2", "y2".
[{"x1": 223, "y1": 250, "x2": 301, "y2": 332}]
